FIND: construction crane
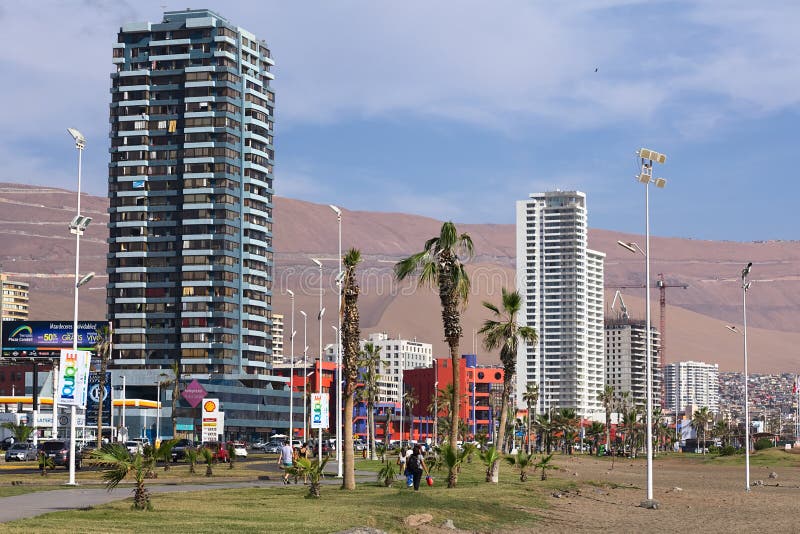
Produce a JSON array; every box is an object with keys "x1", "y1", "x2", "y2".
[{"x1": 606, "y1": 273, "x2": 688, "y2": 365}]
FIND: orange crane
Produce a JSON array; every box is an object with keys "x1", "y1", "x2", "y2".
[{"x1": 606, "y1": 273, "x2": 688, "y2": 365}]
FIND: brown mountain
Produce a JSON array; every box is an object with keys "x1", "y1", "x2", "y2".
[{"x1": 1, "y1": 182, "x2": 798, "y2": 373}]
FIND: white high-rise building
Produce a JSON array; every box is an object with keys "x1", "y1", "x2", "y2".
[
  {"x1": 361, "y1": 332, "x2": 433, "y2": 404},
  {"x1": 604, "y1": 319, "x2": 662, "y2": 410},
  {"x1": 664, "y1": 361, "x2": 720, "y2": 414},
  {"x1": 515, "y1": 191, "x2": 605, "y2": 419},
  {"x1": 270, "y1": 314, "x2": 284, "y2": 363}
]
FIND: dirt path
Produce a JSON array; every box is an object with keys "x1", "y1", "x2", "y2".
[{"x1": 531, "y1": 454, "x2": 800, "y2": 533}]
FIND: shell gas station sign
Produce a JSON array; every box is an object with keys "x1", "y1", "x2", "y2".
[{"x1": 201, "y1": 398, "x2": 224, "y2": 443}]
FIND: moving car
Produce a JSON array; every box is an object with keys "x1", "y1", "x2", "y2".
[
  {"x1": 38, "y1": 440, "x2": 81, "y2": 469},
  {"x1": 264, "y1": 441, "x2": 282, "y2": 454},
  {"x1": 231, "y1": 442, "x2": 248, "y2": 458},
  {"x1": 5, "y1": 442, "x2": 38, "y2": 461},
  {"x1": 202, "y1": 442, "x2": 229, "y2": 463}
]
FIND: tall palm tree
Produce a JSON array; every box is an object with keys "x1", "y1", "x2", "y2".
[
  {"x1": 522, "y1": 384, "x2": 539, "y2": 454},
  {"x1": 358, "y1": 342, "x2": 386, "y2": 460},
  {"x1": 535, "y1": 413, "x2": 554, "y2": 454},
  {"x1": 597, "y1": 385, "x2": 615, "y2": 455},
  {"x1": 554, "y1": 408, "x2": 579, "y2": 454},
  {"x1": 478, "y1": 288, "x2": 537, "y2": 483},
  {"x1": 157, "y1": 360, "x2": 182, "y2": 440},
  {"x1": 622, "y1": 408, "x2": 640, "y2": 457},
  {"x1": 692, "y1": 407, "x2": 713, "y2": 454},
  {"x1": 395, "y1": 222, "x2": 474, "y2": 485},
  {"x1": 403, "y1": 387, "x2": 418, "y2": 442},
  {"x1": 93, "y1": 325, "x2": 112, "y2": 448},
  {"x1": 586, "y1": 421, "x2": 605, "y2": 455},
  {"x1": 340, "y1": 248, "x2": 362, "y2": 491}
]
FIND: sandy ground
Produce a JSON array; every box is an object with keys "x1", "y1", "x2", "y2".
[{"x1": 529, "y1": 454, "x2": 800, "y2": 533}]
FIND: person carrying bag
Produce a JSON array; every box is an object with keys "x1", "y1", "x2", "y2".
[{"x1": 407, "y1": 444, "x2": 429, "y2": 491}]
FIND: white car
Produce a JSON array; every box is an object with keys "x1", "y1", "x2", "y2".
[
  {"x1": 124, "y1": 441, "x2": 142, "y2": 455},
  {"x1": 232, "y1": 443, "x2": 248, "y2": 458}
]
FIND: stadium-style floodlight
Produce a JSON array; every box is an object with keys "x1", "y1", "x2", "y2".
[
  {"x1": 76, "y1": 272, "x2": 95, "y2": 287},
  {"x1": 69, "y1": 215, "x2": 92, "y2": 235},
  {"x1": 617, "y1": 241, "x2": 639, "y2": 254},
  {"x1": 67, "y1": 127, "x2": 86, "y2": 149}
]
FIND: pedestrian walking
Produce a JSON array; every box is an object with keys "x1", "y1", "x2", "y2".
[
  {"x1": 407, "y1": 444, "x2": 429, "y2": 491},
  {"x1": 277, "y1": 441, "x2": 293, "y2": 484}
]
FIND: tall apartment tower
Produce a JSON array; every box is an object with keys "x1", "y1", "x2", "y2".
[
  {"x1": 604, "y1": 318, "x2": 662, "y2": 410},
  {"x1": 664, "y1": 361, "x2": 720, "y2": 415},
  {"x1": 270, "y1": 313, "x2": 284, "y2": 363},
  {"x1": 107, "y1": 10, "x2": 283, "y2": 436},
  {"x1": 515, "y1": 191, "x2": 605, "y2": 419},
  {"x1": 0, "y1": 274, "x2": 29, "y2": 321}
]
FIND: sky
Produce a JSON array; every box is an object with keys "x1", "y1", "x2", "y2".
[{"x1": 1, "y1": 0, "x2": 798, "y2": 241}]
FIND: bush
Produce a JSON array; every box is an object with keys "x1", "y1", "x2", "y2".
[
  {"x1": 718, "y1": 445, "x2": 736, "y2": 456},
  {"x1": 754, "y1": 438, "x2": 774, "y2": 451},
  {"x1": 708, "y1": 445, "x2": 719, "y2": 455}
]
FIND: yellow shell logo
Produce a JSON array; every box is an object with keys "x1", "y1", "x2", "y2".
[{"x1": 203, "y1": 400, "x2": 217, "y2": 412}]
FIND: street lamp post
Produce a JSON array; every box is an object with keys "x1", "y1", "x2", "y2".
[
  {"x1": 433, "y1": 380, "x2": 439, "y2": 447},
  {"x1": 287, "y1": 289, "x2": 296, "y2": 444},
  {"x1": 329, "y1": 204, "x2": 343, "y2": 478},
  {"x1": 120, "y1": 375, "x2": 127, "y2": 441},
  {"x1": 621, "y1": 145, "x2": 667, "y2": 508},
  {"x1": 312, "y1": 258, "x2": 324, "y2": 463},
  {"x1": 300, "y1": 310, "x2": 308, "y2": 440},
  {"x1": 67, "y1": 127, "x2": 90, "y2": 486}
]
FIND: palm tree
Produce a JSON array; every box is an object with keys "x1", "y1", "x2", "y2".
[
  {"x1": 185, "y1": 446, "x2": 198, "y2": 475},
  {"x1": 1, "y1": 421, "x2": 34, "y2": 443},
  {"x1": 90, "y1": 444, "x2": 154, "y2": 510},
  {"x1": 200, "y1": 447, "x2": 214, "y2": 477},
  {"x1": 622, "y1": 408, "x2": 640, "y2": 457},
  {"x1": 395, "y1": 221, "x2": 474, "y2": 485},
  {"x1": 554, "y1": 408, "x2": 579, "y2": 454},
  {"x1": 479, "y1": 445, "x2": 500, "y2": 482},
  {"x1": 535, "y1": 414, "x2": 554, "y2": 454},
  {"x1": 478, "y1": 288, "x2": 537, "y2": 483},
  {"x1": 522, "y1": 384, "x2": 539, "y2": 454},
  {"x1": 340, "y1": 248, "x2": 362, "y2": 491},
  {"x1": 156, "y1": 439, "x2": 178, "y2": 471},
  {"x1": 534, "y1": 453, "x2": 555, "y2": 481},
  {"x1": 586, "y1": 421, "x2": 605, "y2": 455},
  {"x1": 597, "y1": 385, "x2": 615, "y2": 455},
  {"x1": 358, "y1": 342, "x2": 386, "y2": 460},
  {"x1": 93, "y1": 325, "x2": 112, "y2": 448},
  {"x1": 289, "y1": 456, "x2": 329, "y2": 498},
  {"x1": 504, "y1": 450, "x2": 535, "y2": 481},
  {"x1": 403, "y1": 387, "x2": 419, "y2": 442},
  {"x1": 692, "y1": 407, "x2": 713, "y2": 454},
  {"x1": 712, "y1": 420, "x2": 731, "y2": 448}
]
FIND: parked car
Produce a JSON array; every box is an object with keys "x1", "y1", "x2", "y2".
[
  {"x1": 354, "y1": 439, "x2": 367, "y2": 451},
  {"x1": 171, "y1": 439, "x2": 195, "y2": 462},
  {"x1": 38, "y1": 440, "x2": 81, "y2": 469},
  {"x1": 202, "y1": 442, "x2": 229, "y2": 463},
  {"x1": 264, "y1": 441, "x2": 282, "y2": 454},
  {"x1": 250, "y1": 440, "x2": 267, "y2": 452},
  {"x1": 5, "y1": 442, "x2": 38, "y2": 462},
  {"x1": 312, "y1": 441, "x2": 331, "y2": 456},
  {"x1": 80, "y1": 444, "x2": 98, "y2": 460},
  {"x1": 124, "y1": 441, "x2": 142, "y2": 456},
  {"x1": 230, "y1": 442, "x2": 248, "y2": 458}
]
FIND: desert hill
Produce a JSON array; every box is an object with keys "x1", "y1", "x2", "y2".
[{"x1": 0, "y1": 182, "x2": 798, "y2": 373}]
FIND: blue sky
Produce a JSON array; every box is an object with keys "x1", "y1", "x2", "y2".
[{"x1": 1, "y1": 1, "x2": 798, "y2": 241}]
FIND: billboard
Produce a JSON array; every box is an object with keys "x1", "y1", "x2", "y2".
[
  {"x1": 56, "y1": 349, "x2": 92, "y2": 408},
  {"x1": 1, "y1": 321, "x2": 107, "y2": 359},
  {"x1": 310, "y1": 393, "x2": 330, "y2": 429},
  {"x1": 85, "y1": 372, "x2": 112, "y2": 428}
]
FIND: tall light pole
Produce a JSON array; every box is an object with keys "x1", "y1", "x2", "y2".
[
  {"x1": 312, "y1": 258, "x2": 324, "y2": 462},
  {"x1": 120, "y1": 375, "x2": 127, "y2": 440},
  {"x1": 623, "y1": 145, "x2": 667, "y2": 508},
  {"x1": 287, "y1": 289, "x2": 296, "y2": 444},
  {"x1": 433, "y1": 380, "x2": 439, "y2": 447},
  {"x1": 67, "y1": 127, "x2": 90, "y2": 486},
  {"x1": 300, "y1": 310, "x2": 308, "y2": 441},
  {"x1": 329, "y1": 204, "x2": 343, "y2": 478}
]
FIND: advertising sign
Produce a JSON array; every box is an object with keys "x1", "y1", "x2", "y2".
[
  {"x1": 56, "y1": 349, "x2": 92, "y2": 408},
  {"x1": 85, "y1": 372, "x2": 112, "y2": 427},
  {"x1": 310, "y1": 393, "x2": 329, "y2": 429},
  {"x1": 181, "y1": 379, "x2": 207, "y2": 408},
  {"x1": 201, "y1": 398, "x2": 220, "y2": 443},
  {"x1": 1, "y1": 321, "x2": 107, "y2": 359}
]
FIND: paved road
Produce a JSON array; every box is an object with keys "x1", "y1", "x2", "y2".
[{"x1": 0, "y1": 466, "x2": 375, "y2": 523}]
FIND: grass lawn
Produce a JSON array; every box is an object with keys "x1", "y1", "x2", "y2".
[{"x1": 2, "y1": 458, "x2": 568, "y2": 533}]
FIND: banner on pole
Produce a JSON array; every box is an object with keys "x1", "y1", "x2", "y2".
[
  {"x1": 56, "y1": 349, "x2": 91, "y2": 408},
  {"x1": 310, "y1": 393, "x2": 329, "y2": 429}
]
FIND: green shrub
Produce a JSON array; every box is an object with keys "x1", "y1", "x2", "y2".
[
  {"x1": 718, "y1": 445, "x2": 736, "y2": 456},
  {"x1": 754, "y1": 438, "x2": 774, "y2": 451}
]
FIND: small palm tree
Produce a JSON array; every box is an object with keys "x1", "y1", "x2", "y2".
[
  {"x1": 534, "y1": 453, "x2": 555, "y2": 481},
  {"x1": 1, "y1": 421, "x2": 34, "y2": 443},
  {"x1": 200, "y1": 447, "x2": 214, "y2": 477},
  {"x1": 142, "y1": 444, "x2": 157, "y2": 478},
  {"x1": 227, "y1": 442, "x2": 236, "y2": 469},
  {"x1": 479, "y1": 288, "x2": 537, "y2": 483},
  {"x1": 90, "y1": 444, "x2": 154, "y2": 510},
  {"x1": 289, "y1": 456, "x2": 329, "y2": 498},
  {"x1": 185, "y1": 447, "x2": 198, "y2": 475},
  {"x1": 692, "y1": 407, "x2": 713, "y2": 454},
  {"x1": 375, "y1": 442, "x2": 388, "y2": 464},
  {"x1": 359, "y1": 342, "x2": 387, "y2": 460},
  {"x1": 479, "y1": 445, "x2": 500, "y2": 482},
  {"x1": 377, "y1": 461, "x2": 398, "y2": 487},
  {"x1": 156, "y1": 439, "x2": 177, "y2": 471},
  {"x1": 441, "y1": 443, "x2": 468, "y2": 488},
  {"x1": 395, "y1": 222, "x2": 474, "y2": 488},
  {"x1": 38, "y1": 452, "x2": 54, "y2": 477},
  {"x1": 505, "y1": 450, "x2": 535, "y2": 482},
  {"x1": 522, "y1": 384, "x2": 539, "y2": 454}
]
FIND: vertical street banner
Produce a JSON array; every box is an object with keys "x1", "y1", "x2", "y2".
[
  {"x1": 310, "y1": 393, "x2": 329, "y2": 429},
  {"x1": 201, "y1": 398, "x2": 220, "y2": 443},
  {"x1": 85, "y1": 372, "x2": 112, "y2": 427},
  {"x1": 56, "y1": 349, "x2": 92, "y2": 408}
]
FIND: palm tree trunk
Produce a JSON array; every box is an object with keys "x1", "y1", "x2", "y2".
[
  {"x1": 368, "y1": 401, "x2": 377, "y2": 461},
  {"x1": 489, "y1": 381, "x2": 511, "y2": 483},
  {"x1": 448, "y1": 339, "x2": 460, "y2": 448},
  {"x1": 343, "y1": 394, "x2": 356, "y2": 490}
]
